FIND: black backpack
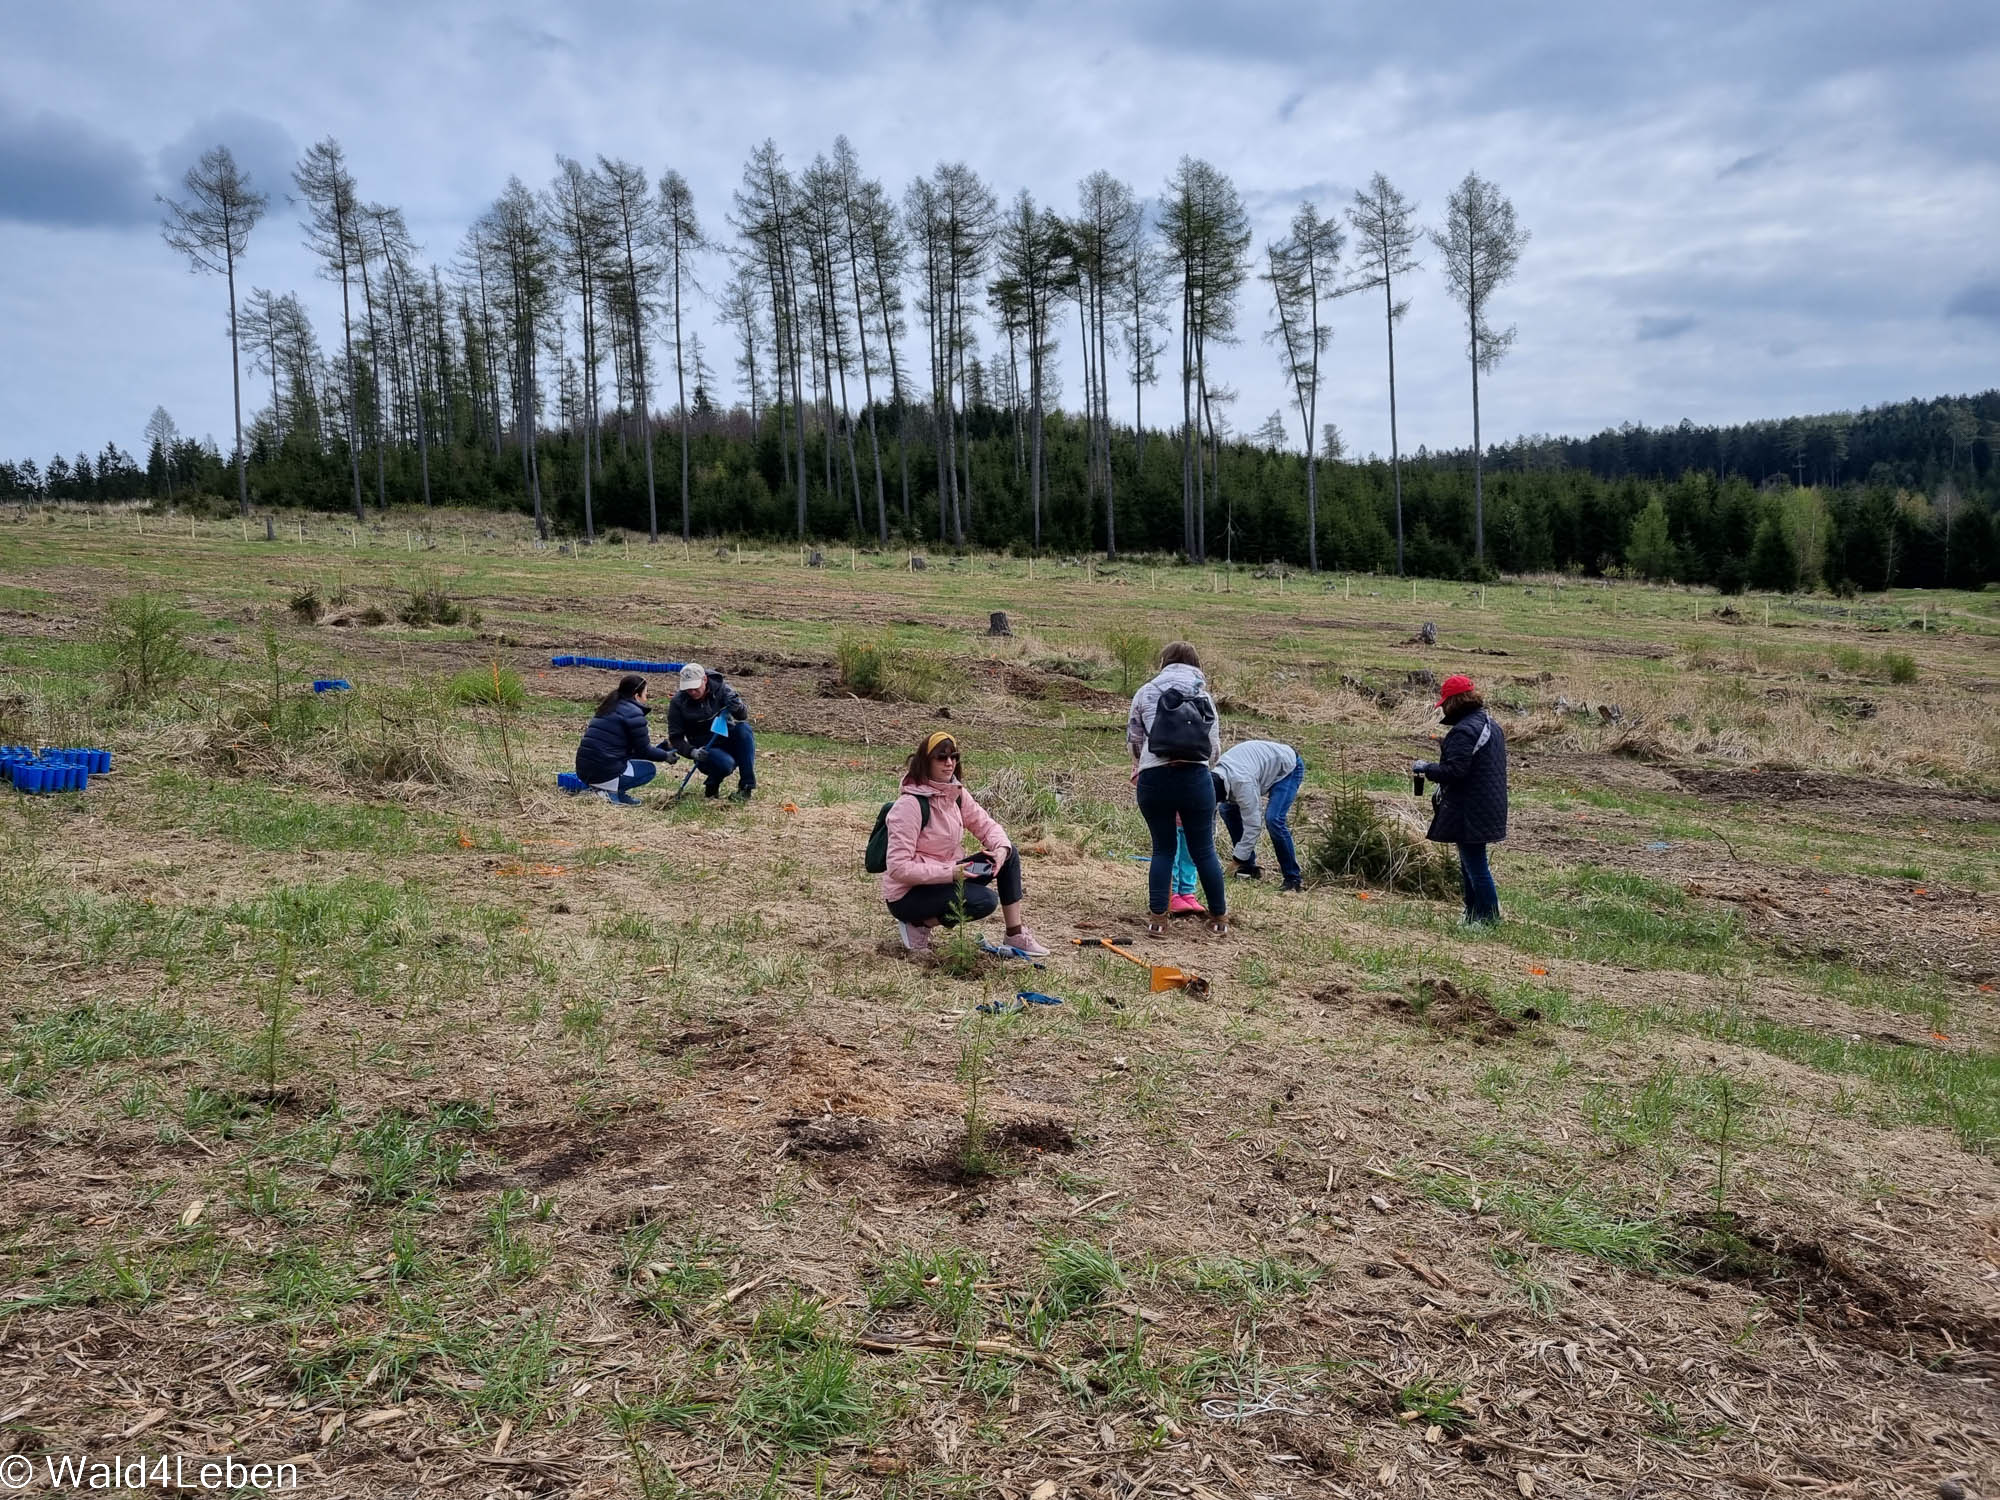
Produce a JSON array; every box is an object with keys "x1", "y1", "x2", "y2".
[
  {"x1": 865, "y1": 793, "x2": 931, "y2": 874},
  {"x1": 1146, "y1": 684, "x2": 1216, "y2": 762}
]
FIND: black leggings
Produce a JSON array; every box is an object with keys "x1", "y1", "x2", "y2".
[{"x1": 886, "y1": 848, "x2": 1023, "y2": 926}]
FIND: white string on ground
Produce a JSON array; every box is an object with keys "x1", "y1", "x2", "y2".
[{"x1": 1199, "y1": 1388, "x2": 1312, "y2": 1421}]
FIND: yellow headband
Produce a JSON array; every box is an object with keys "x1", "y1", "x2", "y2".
[{"x1": 924, "y1": 730, "x2": 958, "y2": 754}]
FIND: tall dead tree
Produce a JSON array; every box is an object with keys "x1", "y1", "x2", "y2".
[
  {"x1": 1432, "y1": 171, "x2": 1528, "y2": 565},
  {"x1": 1348, "y1": 173, "x2": 1422, "y2": 574},
  {"x1": 1263, "y1": 200, "x2": 1345, "y2": 571},
  {"x1": 160, "y1": 145, "x2": 267, "y2": 518},
  {"x1": 293, "y1": 139, "x2": 367, "y2": 522},
  {"x1": 657, "y1": 168, "x2": 705, "y2": 541},
  {"x1": 597, "y1": 157, "x2": 662, "y2": 540}
]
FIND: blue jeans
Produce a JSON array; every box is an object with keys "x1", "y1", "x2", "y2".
[
  {"x1": 695, "y1": 722, "x2": 756, "y2": 795},
  {"x1": 1457, "y1": 842, "x2": 1500, "y2": 923},
  {"x1": 1220, "y1": 756, "x2": 1305, "y2": 882},
  {"x1": 1137, "y1": 764, "x2": 1226, "y2": 917}
]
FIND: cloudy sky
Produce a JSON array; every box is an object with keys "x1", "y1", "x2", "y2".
[{"x1": 3, "y1": 0, "x2": 1997, "y2": 466}]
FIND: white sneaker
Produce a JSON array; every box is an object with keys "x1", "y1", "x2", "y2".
[{"x1": 899, "y1": 921, "x2": 932, "y2": 952}]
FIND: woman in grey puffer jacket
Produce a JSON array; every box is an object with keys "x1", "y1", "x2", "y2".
[{"x1": 1127, "y1": 642, "x2": 1227, "y2": 935}]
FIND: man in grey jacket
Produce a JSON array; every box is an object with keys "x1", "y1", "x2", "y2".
[{"x1": 1213, "y1": 739, "x2": 1305, "y2": 892}]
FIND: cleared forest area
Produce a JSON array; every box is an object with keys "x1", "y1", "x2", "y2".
[{"x1": 2, "y1": 509, "x2": 1997, "y2": 1499}]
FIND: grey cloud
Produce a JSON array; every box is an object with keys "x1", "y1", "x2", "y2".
[
  {"x1": 1718, "y1": 148, "x2": 1778, "y2": 178},
  {"x1": 1946, "y1": 278, "x2": 2000, "y2": 322},
  {"x1": 156, "y1": 111, "x2": 298, "y2": 211},
  {"x1": 1276, "y1": 90, "x2": 1305, "y2": 123},
  {"x1": 0, "y1": 100, "x2": 152, "y2": 227},
  {"x1": 1636, "y1": 314, "x2": 1696, "y2": 341},
  {"x1": 496, "y1": 18, "x2": 574, "y2": 52}
]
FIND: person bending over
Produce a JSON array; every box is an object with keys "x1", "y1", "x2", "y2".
[
  {"x1": 575, "y1": 674, "x2": 677, "y2": 804},
  {"x1": 1411, "y1": 673, "x2": 1508, "y2": 925},
  {"x1": 1127, "y1": 642, "x2": 1227, "y2": 937},
  {"x1": 667, "y1": 662, "x2": 756, "y2": 800},
  {"x1": 880, "y1": 730, "x2": 1049, "y2": 958},
  {"x1": 1214, "y1": 739, "x2": 1306, "y2": 893}
]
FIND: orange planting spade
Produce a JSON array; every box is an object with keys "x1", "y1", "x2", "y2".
[
  {"x1": 1527, "y1": 966, "x2": 1548, "y2": 976},
  {"x1": 457, "y1": 829, "x2": 474, "y2": 849},
  {"x1": 1354, "y1": 891, "x2": 1373, "y2": 901},
  {"x1": 782, "y1": 802, "x2": 799, "y2": 814},
  {"x1": 1932, "y1": 1032, "x2": 1951, "y2": 1042},
  {"x1": 1914, "y1": 887, "x2": 1928, "y2": 896}
]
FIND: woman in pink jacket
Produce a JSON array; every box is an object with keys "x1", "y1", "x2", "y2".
[{"x1": 881, "y1": 730, "x2": 1050, "y2": 957}]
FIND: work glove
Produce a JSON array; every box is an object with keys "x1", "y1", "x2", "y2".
[{"x1": 1410, "y1": 760, "x2": 1432, "y2": 775}]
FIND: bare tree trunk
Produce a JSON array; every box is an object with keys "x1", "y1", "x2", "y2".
[
  {"x1": 221, "y1": 242, "x2": 249, "y2": 516},
  {"x1": 1194, "y1": 330, "x2": 1210, "y2": 562},
  {"x1": 786, "y1": 266, "x2": 808, "y2": 534},
  {"x1": 357, "y1": 246, "x2": 387, "y2": 510},
  {"x1": 339, "y1": 268, "x2": 364, "y2": 521},
  {"x1": 1385, "y1": 273, "x2": 1404, "y2": 576},
  {"x1": 866, "y1": 244, "x2": 910, "y2": 527},
  {"x1": 1469, "y1": 261, "x2": 1483, "y2": 563},
  {"x1": 841, "y1": 216, "x2": 887, "y2": 542},
  {"x1": 1097, "y1": 276, "x2": 1117, "y2": 558},
  {"x1": 675, "y1": 264, "x2": 690, "y2": 541},
  {"x1": 1006, "y1": 326, "x2": 1022, "y2": 481},
  {"x1": 1179, "y1": 286, "x2": 1194, "y2": 559}
]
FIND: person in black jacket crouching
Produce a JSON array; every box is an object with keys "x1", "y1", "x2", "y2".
[
  {"x1": 667, "y1": 662, "x2": 756, "y2": 800},
  {"x1": 1412, "y1": 673, "x2": 1508, "y2": 925},
  {"x1": 576, "y1": 674, "x2": 678, "y2": 804}
]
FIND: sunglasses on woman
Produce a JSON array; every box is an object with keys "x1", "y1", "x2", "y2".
[{"x1": 933, "y1": 750, "x2": 959, "y2": 762}]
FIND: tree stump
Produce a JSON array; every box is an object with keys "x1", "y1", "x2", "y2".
[
  {"x1": 987, "y1": 611, "x2": 1012, "y2": 636},
  {"x1": 808, "y1": 550, "x2": 825, "y2": 568},
  {"x1": 1417, "y1": 620, "x2": 1437, "y2": 645},
  {"x1": 909, "y1": 555, "x2": 927, "y2": 571},
  {"x1": 264, "y1": 514, "x2": 276, "y2": 542}
]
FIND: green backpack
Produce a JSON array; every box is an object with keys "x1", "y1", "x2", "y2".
[{"x1": 864, "y1": 792, "x2": 941, "y2": 874}]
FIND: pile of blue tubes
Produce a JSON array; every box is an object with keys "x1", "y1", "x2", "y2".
[
  {"x1": 2, "y1": 747, "x2": 111, "y2": 794},
  {"x1": 312, "y1": 679, "x2": 353, "y2": 693},
  {"x1": 549, "y1": 655, "x2": 685, "y2": 673}
]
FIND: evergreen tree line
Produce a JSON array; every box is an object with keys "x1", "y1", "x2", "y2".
[
  {"x1": 6, "y1": 404, "x2": 1997, "y2": 591},
  {"x1": 5, "y1": 128, "x2": 1995, "y2": 588},
  {"x1": 1494, "y1": 390, "x2": 2000, "y2": 499}
]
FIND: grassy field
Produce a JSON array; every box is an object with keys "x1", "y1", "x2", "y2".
[{"x1": 3, "y1": 504, "x2": 1998, "y2": 1499}]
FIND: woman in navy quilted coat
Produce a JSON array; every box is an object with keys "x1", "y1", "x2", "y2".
[
  {"x1": 575, "y1": 674, "x2": 677, "y2": 804},
  {"x1": 1412, "y1": 673, "x2": 1508, "y2": 925}
]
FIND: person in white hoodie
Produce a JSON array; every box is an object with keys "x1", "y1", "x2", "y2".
[
  {"x1": 1213, "y1": 739, "x2": 1306, "y2": 892},
  {"x1": 1127, "y1": 642, "x2": 1227, "y2": 936}
]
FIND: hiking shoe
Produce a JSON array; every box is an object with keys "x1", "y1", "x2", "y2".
[
  {"x1": 1206, "y1": 918, "x2": 1230, "y2": 938},
  {"x1": 1146, "y1": 918, "x2": 1169, "y2": 938},
  {"x1": 898, "y1": 921, "x2": 932, "y2": 952},
  {"x1": 733, "y1": 787, "x2": 755, "y2": 802},
  {"x1": 1167, "y1": 893, "x2": 1205, "y2": 915},
  {"x1": 1004, "y1": 930, "x2": 1051, "y2": 958},
  {"x1": 1232, "y1": 862, "x2": 1263, "y2": 880},
  {"x1": 608, "y1": 790, "x2": 642, "y2": 806},
  {"x1": 1280, "y1": 877, "x2": 1304, "y2": 894}
]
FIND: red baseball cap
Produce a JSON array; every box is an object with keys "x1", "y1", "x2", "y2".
[{"x1": 1434, "y1": 673, "x2": 1476, "y2": 707}]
